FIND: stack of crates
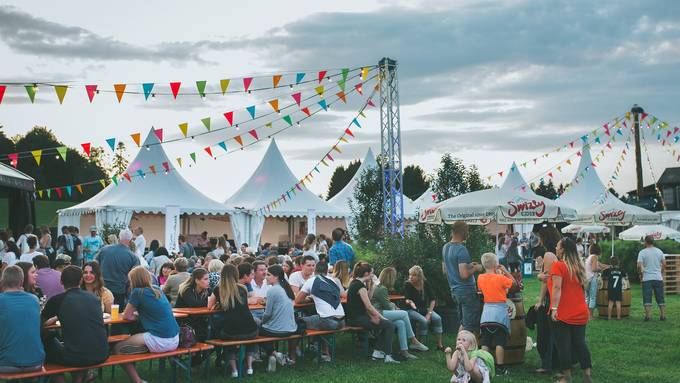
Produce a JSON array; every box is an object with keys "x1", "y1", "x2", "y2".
[{"x1": 664, "y1": 254, "x2": 680, "y2": 295}]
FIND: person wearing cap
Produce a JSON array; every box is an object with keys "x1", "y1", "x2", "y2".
[
  {"x1": 637, "y1": 235, "x2": 667, "y2": 321},
  {"x1": 96, "y1": 229, "x2": 140, "y2": 307},
  {"x1": 82, "y1": 226, "x2": 104, "y2": 263}
]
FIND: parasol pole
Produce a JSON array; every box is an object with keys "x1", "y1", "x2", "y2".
[{"x1": 611, "y1": 225, "x2": 615, "y2": 259}]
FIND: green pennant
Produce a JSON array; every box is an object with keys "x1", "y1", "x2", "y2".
[
  {"x1": 341, "y1": 68, "x2": 349, "y2": 83},
  {"x1": 282, "y1": 115, "x2": 292, "y2": 126},
  {"x1": 196, "y1": 81, "x2": 207, "y2": 97},
  {"x1": 46, "y1": 189, "x2": 51, "y2": 198},
  {"x1": 25, "y1": 85, "x2": 37, "y2": 103},
  {"x1": 201, "y1": 117, "x2": 211, "y2": 131},
  {"x1": 190, "y1": 152, "x2": 197, "y2": 163},
  {"x1": 112, "y1": 176, "x2": 118, "y2": 186},
  {"x1": 56, "y1": 146, "x2": 67, "y2": 161}
]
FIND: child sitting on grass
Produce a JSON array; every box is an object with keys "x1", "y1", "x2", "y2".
[
  {"x1": 602, "y1": 256, "x2": 626, "y2": 320},
  {"x1": 445, "y1": 330, "x2": 495, "y2": 383},
  {"x1": 477, "y1": 252, "x2": 516, "y2": 375}
]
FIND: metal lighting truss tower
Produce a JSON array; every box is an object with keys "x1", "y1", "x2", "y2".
[{"x1": 379, "y1": 57, "x2": 404, "y2": 236}]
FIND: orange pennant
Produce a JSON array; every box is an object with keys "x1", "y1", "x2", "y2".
[
  {"x1": 130, "y1": 133, "x2": 141, "y2": 147},
  {"x1": 268, "y1": 99, "x2": 280, "y2": 113},
  {"x1": 234, "y1": 135, "x2": 243, "y2": 146},
  {"x1": 114, "y1": 84, "x2": 126, "y2": 102},
  {"x1": 75, "y1": 184, "x2": 83, "y2": 194},
  {"x1": 273, "y1": 75, "x2": 282, "y2": 88},
  {"x1": 336, "y1": 91, "x2": 346, "y2": 103}
]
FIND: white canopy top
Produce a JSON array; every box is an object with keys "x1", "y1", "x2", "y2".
[
  {"x1": 420, "y1": 163, "x2": 578, "y2": 224},
  {"x1": 414, "y1": 186, "x2": 438, "y2": 212},
  {"x1": 59, "y1": 129, "x2": 229, "y2": 216},
  {"x1": 557, "y1": 145, "x2": 612, "y2": 210},
  {"x1": 327, "y1": 148, "x2": 417, "y2": 218},
  {"x1": 224, "y1": 139, "x2": 346, "y2": 218},
  {"x1": 576, "y1": 199, "x2": 660, "y2": 226},
  {"x1": 619, "y1": 225, "x2": 680, "y2": 241}
]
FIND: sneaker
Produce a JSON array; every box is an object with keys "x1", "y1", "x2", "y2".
[
  {"x1": 371, "y1": 350, "x2": 386, "y2": 360},
  {"x1": 247, "y1": 368, "x2": 253, "y2": 376},
  {"x1": 275, "y1": 352, "x2": 286, "y2": 366},
  {"x1": 320, "y1": 354, "x2": 332, "y2": 362},
  {"x1": 384, "y1": 355, "x2": 401, "y2": 364},
  {"x1": 401, "y1": 351, "x2": 418, "y2": 360},
  {"x1": 285, "y1": 357, "x2": 296, "y2": 366},
  {"x1": 267, "y1": 356, "x2": 277, "y2": 373},
  {"x1": 496, "y1": 367, "x2": 509, "y2": 375},
  {"x1": 231, "y1": 370, "x2": 239, "y2": 378},
  {"x1": 118, "y1": 344, "x2": 148, "y2": 354},
  {"x1": 409, "y1": 342, "x2": 429, "y2": 352}
]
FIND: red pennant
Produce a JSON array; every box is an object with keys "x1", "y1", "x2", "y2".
[
  {"x1": 149, "y1": 165, "x2": 157, "y2": 175},
  {"x1": 301, "y1": 107, "x2": 311, "y2": 116},
  {"x1": 162, "y1": 162, "x2": 170, "y2": 172},
  {"x1": 591, "y1": 162, "x2": 597, "y2": 168},
  {"x1": 641, "y1": 113, "x2": 648, "y2": 121},
  {"x1": 234, "y1": 135, "x2": 243, "y2": 146},
  {"x1": 667, "y1": 130, "x2": 672, "y2": 138},
  {"x1": 497, "y1": 171, "x2": 504, "y2": 177},
  {"x1": 248, "y1": 129, "x2": 258, "y2": 140},
  {"x1": 123, "y1": 173, "x2": 132, "y2": 182},
  {"x1": 85, "y1": 85, "x2": 97, "y2": 103},
  {"x1": 344, "y1": 128, "x2": 354, "y2": 137},
  {"x1": 8, "y1": 153, "x2": 18, "y2": 167},
  {"x1": 81, "y1": 143, "x2": 91, "y2": 156},
  {"x1": 318, "y1": 70, "x2": 327, "y2": 83},
  {"x1": 569, "y1": 141, "x2": 574, "y2": 148},
  {"x1": 223, "y1": 111, "x2": 234, "y2": 126},
  {"x1": 326, "y1": 153, "x2": 334, "y2": 161},
  {"x1": 355, "y1": 83, "x2": 363, "y2": 95},
  {"x1": 169, "y1": 82, "x2": 181, "y2": 99},
  {"x1": 296, "y1": 183, "x2": 302, "y2": 191},
  {"x1": 243, "y1": 77, "x2": 253, "y2": 92},
  {"x1": 367, "y1": 99, "x2": 375, "y2": 107},
  {"x1": 55, "y1": 188, "x2": 63, "y2": 199},
  {"x1": 548, "y1": 172, "x2": 554, "y2": 178},
  {"x1": 204, "y1": 147, "x2": 213, "y2": 158},
  {"x1": 606, "y1": 143, "x2": 612, "y2": 149},
  {"x1": 292, "y1": 92, "x2": 301, "y2": 106},
  {"x1": 675, "y1": 127, "x2": 679, "y2": 133},
  {"x1": 577, "y1": 151, "x2": 582, "y2": 157},
  {"x1": 154, "y1": 128, "x2": 163, "y2": 142},
  {"x1": 0, "y1": 85, "x2": 6, "y2": 104}
]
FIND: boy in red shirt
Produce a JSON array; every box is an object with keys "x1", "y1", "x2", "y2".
[{"x1": 477, "y1": 252, "x2": 517, "y2": 374}]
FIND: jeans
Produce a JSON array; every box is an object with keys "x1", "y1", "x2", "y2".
[
  {"x1": 407, "y1": 310, "x2": 443, "y2": 336},
  {"x1": 382, "y1": 310, "x2": 415, "y2": 351},
  {"x1": 586, "y1": 277, "x2": 598, "y2": 309},
  {"x1": 347, "y1": 314, "x2": 395, "y2": 355},
  {"x1": 536, "y1": 298, "x2": 558, "y2": 371},
  {"x1": 0, "y1": 365, "x2": 43, "y2": 373},
  {"x1": 302, "y1": 315, "x2": 345, "y2": 330},
  {"x1": 453, "y1": 293, "x2": 481, "y2": 332},
  {"x1": 551, "y1": 320, "x2": 592, "y2": 371},
  {"x1": 642, "y1": 280, "x2": 665, "y2": 306}
]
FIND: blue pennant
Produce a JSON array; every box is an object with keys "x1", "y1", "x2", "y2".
[
  {"x1": 296, "y1": 73, "x2": 305, "y2": 84},
  {"x1": 142, "y1": 83, "x2": 154, "y2": 100},
  {"x1": 318, "y1": 99, "x2": 327, "y2": 111},
  {"x1": 246, "y1": 105, "x2": 256, "y2": 119},
  {"x1": 106, "y1": 138, "x2": 116, "y2": 152}
]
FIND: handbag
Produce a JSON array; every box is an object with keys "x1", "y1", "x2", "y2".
[{"x1": 179, "y1": 324, "x2": 197, "y2": 348}]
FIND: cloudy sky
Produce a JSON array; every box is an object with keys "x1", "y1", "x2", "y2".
[{"x1": 1, "y1": 0, "x2": 679, "y2": 203}]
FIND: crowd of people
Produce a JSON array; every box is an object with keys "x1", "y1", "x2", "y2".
[{"x1": 0, "y1": 220, "x2": 670, "y2": 383}]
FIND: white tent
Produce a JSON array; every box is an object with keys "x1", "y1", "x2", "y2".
[
  {"x1": 619, "y1": 225, "x2": 680, "y2": 241},
  {"x1": 58, "y1": 129, "x2": 230, "y2": 230},
  {"x1": 420, "y1": 163, "x2": 577, "y2": 225},
  {"x1": 224, "y1": 139, "x2": 346, "y2": 246},
  {"x1": 327, "y1": 148, "x2": 417, "y2": 218},
  {"x1": 414, "y1": 186, "x2": 438, "y2": 212}
]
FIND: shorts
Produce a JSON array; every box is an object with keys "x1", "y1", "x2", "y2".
[
  {"x1": 143, "y1": 333, "x2": 179, "y2": 353},
  {"x1": 642, "y1": 280, "x2": 665, "y2": 306},
  {"x1": 453, "y1": 293, "x2": 481, "y2": 332},
  {"x1": 607, "y1": 288, "x2": 622, "y2": 302},
  {"x1": 480, "y1": 325, "x2": 508, "y2": 348}
]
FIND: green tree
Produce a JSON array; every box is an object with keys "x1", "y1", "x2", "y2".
[
  {"x1": 534, "y1": 178, "x2": 558, "y2": 199},
  {"x1": 432, "y1": 154, "x2": 468, "y2": 200},
  {"x1": 0, "y1": 131, "x2": 15, "y2": 156},
  {"x1": 465, "y1": 164, "x2": 486, "y2": 192},
  {"x1": 108, "y1": 142, "x2": 130, "y2": 176},
  {"x1": 348, "y1": 167, "x2": 383, "y2": 241},
  {"x1": 326, "y1": 159, "x2": 361, "y2": 200},
  {"x1": 403, "y1": 164, "x2": 429, "y2": 200}
]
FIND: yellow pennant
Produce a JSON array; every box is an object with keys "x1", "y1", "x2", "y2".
[
  {"x1": 99, "y1": 179, "x2": 106, "y2": 188},
  {"x1": 566, "y1": 159, "x2": 572, "y2": 165},
  {"x1": 54, "y1": 85, "x2": 68, "y2": 104},
  {"x1": 339, "y1": 137, "x2": 349, "y2": 143},
  {"x1": 361, "y1": 67, "x2": 369, "y2": 81},
  {"x1": 31, "y1": 149, "x2": 42, "y2": 165},
  {"x1": 37, "y1": 190, "x2": 43, "y2": 198},
  {"x1": 321, "y1": 159, "x2": 328, "y2": 167},
  {"x1": 557, "y1": 165, "x2": 562, "y2": 172},
  {"x1": 176, "y1": 157, "x2": 183, "y2": 167},
  {"x1": 625, "y1": 111, "x2": 631, "y2": 120},
  {"x1": 315, "y1": 86, "x2": 324, "y2": 97},
  {"x1": 266, "y1": 123, "x2": 273, "y2": 129},
  {"x1": 332, "y1": 145, "x2": 342, "y2": 153},
  {"x1": 220, "y1": 79, "x2": 231, "y2": 95},
  {"x1": 179, "y1": 123, "x2": 188, "y2": 137}
]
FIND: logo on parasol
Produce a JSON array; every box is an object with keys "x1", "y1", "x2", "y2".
[
  {"x1": 507, "y1": 199, "x2": 546, "y2": 218},
  {"x1": 598, "y1": 209, "x2": 625, "y2": 222}
]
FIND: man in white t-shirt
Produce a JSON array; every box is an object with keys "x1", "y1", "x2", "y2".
[
  {"x1": 289, "y1": 255, "x2": 316, "y2": 295},
  {"x1": 16, "y1": 224, "x2": 34, "y2": 254},
  {"x1": 249, "y1": 261, "x2": 270, "y2": 298},
  {"x1": 19, "y1": 236, "x2": 42, "y2": 263},
  {"x1": 637, "y1": 235, "x2": 667, "y2": 321},
  {"x1": 133, "y1": 227, "x2": 146, "y2": 258}
]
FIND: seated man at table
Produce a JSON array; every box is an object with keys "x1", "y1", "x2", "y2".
[
  {"x1": 0, "y1": 265, "x2": 45, "y2": 373},
  {"x1": 238, "y1": 263, "x2": 264, "y2": 305},
  {"x1": 250, "y1": 261, "x2": 269, "y2": 298},
  {"x1": 42, "y1": 266, "x2": 108, "y2": 382},
  {"x1": 289, "y1": 255, "x2": 316, "y2": 295}
]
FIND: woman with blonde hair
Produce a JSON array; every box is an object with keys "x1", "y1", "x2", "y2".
[
  {"x1": 549, "y1": 238, "x2": 592, "y2": 383},
  {"x1": 207, "y1": 259, "x2": 224, "y2": 291},
  {"x1": 332, "y1": 260, "x2": 350, "y2": 289},
  {"x1": 208, "y1": 264, "x2": 258, "y2": 377},
  {"x1": 115, "y1": 266, "x2": 179, "y2": 383},
  {"x1": 81, "y1": 261, "x2": 114, "y2": 313},
  {"x1": 372, "y1": 267, "x2": 428, "y2": 359},
  {"x1": 404, "y1": 265, "x2": 444, "y2": 350}
]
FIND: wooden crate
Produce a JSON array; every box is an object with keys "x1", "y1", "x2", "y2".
[{"x1": 664, "y1": 254, "x2": 680, "y2": 295}]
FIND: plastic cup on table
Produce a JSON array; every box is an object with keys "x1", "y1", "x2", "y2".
[{"x1": 111, "y1": 304, "x2": 120, "y2": 320}]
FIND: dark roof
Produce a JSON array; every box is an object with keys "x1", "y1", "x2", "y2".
[{"x1": 658, "y1": 167, "x2": 680, "y2": 185}]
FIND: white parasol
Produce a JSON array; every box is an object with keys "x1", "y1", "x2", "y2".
[
  {"x1": 561, "y1": 224, "x2": 610, "y2": 234},
  {"x1": 618, "y1": 225, "x2": 680, "y2": 241}
]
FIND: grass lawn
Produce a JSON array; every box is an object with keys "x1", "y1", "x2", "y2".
[{"x1": 103, "y1": 278, "x2": 679, "y2": 382}]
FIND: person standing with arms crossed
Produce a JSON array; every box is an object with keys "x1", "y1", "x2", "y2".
[
  {"x1": 443, "y1": 221, "x2": 483, "y2": 332},
  {"x1": 637, "y1": 235, "x2": 667, "y2": 321}
]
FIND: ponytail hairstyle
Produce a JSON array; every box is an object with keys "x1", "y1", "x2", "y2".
[
  {"x1": 179, "y1": 267, "x2": 209, "y2": 297},
  {"x1": 559, "y1": 238, "x2": 586, "y2": 287},
  {"x1": 268, "y1": 265, "x2": 294, "y2": 300},
  {"x1": 218, "y1": 264, "x2": 244, "y2": 310}
]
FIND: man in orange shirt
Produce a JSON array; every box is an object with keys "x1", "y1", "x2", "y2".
[{"x1": 477, "y1": 252, "x2": 516, "y2": 375}]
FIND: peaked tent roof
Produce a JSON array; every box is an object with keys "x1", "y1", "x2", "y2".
[
  {"x1": 557, "y1": 145, "x2": 611, "y2": 210},
  {"x1": 327, "y1": 148, "x2": 417, "y2": 218},
  {"x1": 224, "y1": 139, "x2": 346, "y2": 218},
  {"x1": 413, "y1": 186, "x2": 438, "y2": 212},
  {"x1": 59, "y1": 129, "x2": 229, "y2": 216}
]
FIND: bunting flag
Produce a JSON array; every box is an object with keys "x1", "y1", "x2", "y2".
[
  {"x1": 75, "y1": 184, "x2": 83, "y2": 194},
  {"x1": 56, "y1": 146, "x2": 67, "y2": 161},
  {"x1": 342, "y1": 68, "x2": 349, "y2": 83},
  {"x1": 37, "y1": 190, "x2": 43, "y2": 198},
  {"x1": 99, "y1": 180, "x2": 106, "y2": 188},
  {"x1": 25, "y1": 85, "x2": 37, "y2": 103},
  {"x1": 31, "y1": 150, "x2": 42, "y2": 165},
  {"x1": 296, "y1": 73, "x2": 305, "y2": 84},
  {"x1": 246, "y1": 106, "x2": 256, "y2": 119},
  {"x1": 337, "y1": 79, "x2": 346, "y2": 92},
  {"x1": 196, "y1": 81, "x2": 207, "y2": 98},
  {"x1": 361, "y1": 67, "x2": 369, "y2": 81},
  {"x1": 302, "y1": 107, "x2": 311, "y2": 116},
  {"x1": 65, "y1": 185, "x2": 73, "y2": 196},
  {"x1": 204, "y1": 147, "x2": 213, "y2": 158},
  {"x1": 54, "y1": 86, "x2": 68, "y2": 104},
  {"x1": 318, "y1": 70, "x2": 327, "y2": 83},
  {"x1": 114, "y1": 84, "x2": 126, "y2": 102},
  {"x1": 154, "y1": 128, "x2": 163, "y2": 142},
  {"x1": 218, "y1": 141, "x2": 227, "y2": 152},
  {"x1": 201, "y1": 117, "x2": 211, "y2": 131},
  {"x1": 170, "y1": 82, "x2": 181, "y2": 99},
  {"x1": 367, "y1": 99, "x2": 375, "y2": 107},
  {"x1": 315, "y1": 86, "x2": 325, "y2": 97},
  {"x1": 46, "y1": 189, "x2": 51, "y2": 198},
  {"x1": 81, "y1": 143, "x2": 91, "y2": 157},
  {"x1": 149, "y1": 165, "x2": 157, "y2": 175},
  {"x1": 268, "y1": 99, "x2": 280, "y2": 113},
  {"x1": 266, "y1": 122, "x2": 273, "y2": 129},
  {"x1": 179, "y1": 123, "x2": 189, "y2": 137},
  {"x1": 292, "y1": 92, "x2": 301, "y2": 106},
  {"x1": 355, "y1": 83, "x2": 363, "y2": 95},
  {"x1": 162, "y1": 162, "x2": 170, "y2": 172},
  {"x1": 273, "y1": 74, "x2": 282, "y2": 88},
  {"x1": 352, "y1": 118, "x2": 361, "y2": 129},
  {"x1": 332, "y1": 145, "x2": 341, "y2": 153},
  {"x1": 83, "y1": 85, "x2": 98, "y2": 103},
  {"x1": 223, "y1": 111, "x2": 234, "y2": 126},
  {"x1": 143, "y1": 83, "x2": 154, "y2": 100},
  {"x1": 283, "y1": 115, "x2": 292, "y2": 126},
  {"x1": 234, "y1": 135, "x2": 243, "y2": 146},
  {"x1": 318, "y1": 99, "x2": 327, "y2": 111},
  {"x1": 220, "y1": 79, "x2": 230, "y2": 94},
  {"x1": 55, "y1": 188, "x2": 63, "y2": 199},
  {"x1": 131, "y1": 133, "x2": 141, "y2": 147},
  {"x1": 336, "y1": 91, "x2": 346, "y2": 103},
  {"x1": 243, "y1": 77, "x2": 253, "y2": 92},
  {"x1": 136, "y1": 170, "x2": 145, "y2": 179},
  {"x1": 104, "y1": 138, "x2": 116, "y2": 152},
  {"x1": 176, "y1": 157, "x2": 183, "y2": 167},
  {"x1": 345, "y1": 128, "x2": 354, "y2": 137},
  {"x1": 189, "y1": 152, "x2": 197, "y2": 163},
  {"x1": 0, "y1": 85, "x2": 5, "y2": 104},
  {"x1": 123, "y1": 173, "x2": 132, "y2": 182},
  {"x1": 249, "y1": 130, "x2": 258, "y2": 140}
]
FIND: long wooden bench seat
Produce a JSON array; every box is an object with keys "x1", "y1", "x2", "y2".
[
  {"x1": 0, "y1": 343, "x2": 214, "y2": 381},
  {"x1": 107, "y1": 334, "x2": 131, "y2": 344}
]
